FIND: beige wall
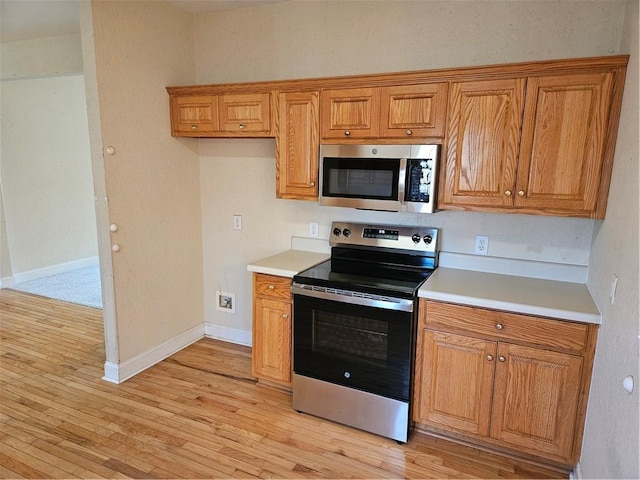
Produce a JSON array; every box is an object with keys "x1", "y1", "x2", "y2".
[
  {"x1": 195, "y1": 0, "x2": 625, "y2": 84},
  {"x1": 1, "y1": 33, "x2": 95, "y2": 281},
  {"x1": 87, "y1": 0, "x2": 202, "y2": 362},
  {"x1": 195, "y1": 0, "x2": 626, "y2": 340},
  {"x1": 582, "y1": 1, "x2": 640, "y2": 478}
]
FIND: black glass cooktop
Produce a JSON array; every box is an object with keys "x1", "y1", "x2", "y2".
[{"x1": 293, "y1": 258, "x2": 434, "y2": 299}]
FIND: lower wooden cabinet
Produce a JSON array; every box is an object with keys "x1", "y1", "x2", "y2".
[
  {"x1": 252, "y1": 273, "x2": 292, "y2": 387},
  {"x1": 414, "y1": 299, "x2": 598, "y2": 467}
]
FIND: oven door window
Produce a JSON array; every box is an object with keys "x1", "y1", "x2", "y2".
[
  {"x1": 322, "y1": 157, "x2": 400, "y2": 200},
  {"x1": 293, "y1": 294, "x2": 414, "y2": 401}
]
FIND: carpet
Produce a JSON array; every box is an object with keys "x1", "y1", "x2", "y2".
[{"x1": 12, "y1": 265, "x2": 103, "y2": 309}]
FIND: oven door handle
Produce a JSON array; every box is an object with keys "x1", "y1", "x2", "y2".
[{"x1": 292, "y1": 283, "x2": 414, "y2": 312}]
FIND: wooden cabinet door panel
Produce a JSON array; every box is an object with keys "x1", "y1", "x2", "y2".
[
  {"x1": 252, "y1": 297, "x2": 292, "y2": 384},
  {"x1": 320, "y1": 88, "x2": 380, "y2": 139},
  {"x1": 219, "y1": 93, "x2": 271, "y2": 134},
  {"x1": 490, "y1": 343, "x2": 582, "y2": 460},
  {"x1": 416, "y1": 330, "x2": 496, "y2": 437},
  {"x1": 171, "y1": 95, "x2": 218, "y2": 135},
  {"x1": 516, "y1": 73, "x2": 614, "y2": 213},
  {"x1": 380, "y1": 83, "x2": 448, "y2": 138},
  {"x1": 442, "y1": 78, "x2": 525, "y2": 208},
  {"x1": 276, "y1": 91, "x2": 319, "y2": 200}
]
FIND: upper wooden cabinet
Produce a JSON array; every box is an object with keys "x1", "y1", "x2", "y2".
[
  {"x1": 320, "y1": 83, "x2": 448, "y2": 141},
  {"x1": 320, "y1": 87, "x2": 381, "y2": 139},
  {"x1": 169, "y1": 92, "x2": 272, "y2": 137},
  {"x1": 441, "y1": 70, "x2": 620, "y2": 218},
  {"x1": 516, "y1": 73, "x2": 614, "y2": 213},
  {"x1": 218, "y1": 93, "x2": 272, "y2": 135},
  {"x1": 442, "y1": 78, "x2": 526, "y2": 209},
  {"x1": 379, "y1": 83, "x2": 448, "y2": 138},
  {"x1": 275, "y1": 91, "x2": 319, "y2": 200},
  {"x1": 170, "y1": 95, "x2": 218, "y2": 135}
]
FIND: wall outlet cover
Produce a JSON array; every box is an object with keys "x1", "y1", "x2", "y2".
[{"x1": 216, "y1": 291, "x2": 235, "y2": 313}]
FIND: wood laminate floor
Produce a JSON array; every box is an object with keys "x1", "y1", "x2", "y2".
[{"x1": 0, "y1": 289, "x2": 567, "y2": 479}]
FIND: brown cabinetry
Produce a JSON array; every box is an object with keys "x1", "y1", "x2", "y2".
[
  {"x1": 252, "y1": 273, "x2": 292, "y2": 387},
  {"x1": 218, "y1": 93, "x2": 272, "y2": 135},
  {"x1": 170, "y1": 95, "x2": 218, "y2": 136},
  {"x1": 320, "y1": 83, "x2": 447, "y2": 141},
  {"x1": 170, "y1": 92, "x2": 272, "y2": 137},
  {"x1": 167, "y1": 55, "x2": 627, "y2": 214},
  {"x1": 441, "y1": 71, "x2": 616, "y2": 218},
  {"x1": 414, "y1": 299, "x2": 597, "y2": 466},
  {"x1": 275, "y1": 91, "x2": 319, "y2": 200}
]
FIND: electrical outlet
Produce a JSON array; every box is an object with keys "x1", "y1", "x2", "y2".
[
  {"x1": 309, "y1": 221, "x2": 319, "y2": 238},
  {"x1": 216, "y1": 291, "x2": 235, "y2": 313},
  {"x1": 475, "y1": 235, "x2": 489, "y2": 255},
  {"x1": 233, "y1": 215, "x2": 242, "y2": 231}
]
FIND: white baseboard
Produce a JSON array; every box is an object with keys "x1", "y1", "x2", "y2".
[
  {"x1": 204, "y1": 322, "x2": 252, "y2": 347},
  {"x1": 0, "y1": 275, "x2": 16, "y2": 288},
  {"x1": 102, "y1": 323, "x2": 205, "y2": 384},
  {"x1": 12, "y1": 256, "x2": 99, "y2": 285}
]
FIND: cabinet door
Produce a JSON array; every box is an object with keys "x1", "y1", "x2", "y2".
[
  {"x1": 415, "y1": 330, "x2": 496, "y2": 437},
  {"x1": 252, "y1": 297, "x2": 292, "y2": 385},
  {"x1": 491, "y1": 343, "x2": 583, "y2": 461},
  {"x1": 218, "y1": 93, "x2": 272, "y2": 135},
  {"x1": 515, "y1": 73, "x2": 614, "y2": 214},
  {"x1": 442, "y1": 78, "x2": 526, "y2": 208},
  {"x1": 171, "y1": 95, "x2": 218, "y2": 136},
  {"x1": 379, "y1": 83, "x2": 448, "y2": 138},
  {"x1": 276, "y1": 91, "x2": 319, "y2": 200},
  {"x1": 320, "y1": 87, "x2": 380, "y2": 139}
]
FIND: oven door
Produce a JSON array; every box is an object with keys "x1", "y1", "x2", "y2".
[{"x1": 292, "y1": 285, "x2": 415, "y2": 402}]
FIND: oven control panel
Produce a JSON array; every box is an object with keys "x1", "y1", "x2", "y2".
[{"x1": 330, "y1": 221, "x2": 439, "y2": 254}]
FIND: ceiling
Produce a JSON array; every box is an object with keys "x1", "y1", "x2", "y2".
[{"x1": 0, "y1": 0, "x2": 283, "y2": 43}]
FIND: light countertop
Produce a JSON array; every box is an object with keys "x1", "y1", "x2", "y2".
[
  {"x1": 247, "y1": 250, "x2": 330, "y2": 278},
  {"x1": 419, "y1": 267, "x2": 601, "y2": 324}
]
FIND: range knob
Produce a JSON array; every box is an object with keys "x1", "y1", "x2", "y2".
[
  {"x1": 411, "y1": 234, "x2": 421, "y2": 244},
  {"x1": 423, "y1": 234, "x2": 433, "y2": 245},
  {"x1": 343, "y1": 228, "x2": 351, "y2": 238},
  {"x1": 333, "y1": 227, "x2": 342, "y2": 237}
]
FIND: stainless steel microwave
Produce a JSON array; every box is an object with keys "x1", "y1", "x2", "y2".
[{"x1": 319, "y1": 144, "x2": 440, "y2": 213}]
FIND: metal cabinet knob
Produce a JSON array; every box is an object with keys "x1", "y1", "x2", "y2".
[
  {"x1": 518, "y1": 190, "x2": 525, "y2": 197},
  {"x1": 486, "y1": 355, "x2": 494, "y2": 361},
  {"x1": 239, "y1": 124, "x2": 245, "y2": 129},
  {"x1": 504, "y1": 190, "x2": 512, "y2": 197},
  {"x1": 344, "y1": 130, "x2": 351, "y2": 136},
  {"x1": 495, "y1": 323, "x2": 504, "y2": 330},
  {"x1": 268, "y1": 285, "x2": 275, "y2": 290},
  {"x1": 498, "y1": 356, "x2": 506, "y2": 362},
  {"x1": 282, "y1": 314, "x2": 289, "y2": 319},
  {"x1": 405, "y1": 129, "x2": 412, "y2": 136},
  {"x1": 191, "y1": 125, "x2": 197, "y2": 130},
  {"x1": 310, "y1": 182, "x2": 315, "y2": 187}
]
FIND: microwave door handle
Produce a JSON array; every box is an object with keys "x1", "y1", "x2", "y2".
[{"x1": 398, "y1": 158, "x2": 408, "y2": 203}]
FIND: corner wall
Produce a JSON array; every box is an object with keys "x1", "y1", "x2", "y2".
[
  {"x1": 86, "y1": 0, "x2": 203, "y2": 364},
  {"x1": 582, "y1": 0, "x2": 640, "y2": 478}
]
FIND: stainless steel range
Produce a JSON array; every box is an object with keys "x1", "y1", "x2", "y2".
[{"x1": 291, "y1": 221, "x2": 439, "y2": 443}]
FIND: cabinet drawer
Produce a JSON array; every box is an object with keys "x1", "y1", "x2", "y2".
[
  {"x1": 254, "y1": 273, "x2": 292, "y2": 301},
  {"x1": 423, "y1": 300, "x2": 589, "y2": 353}
]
